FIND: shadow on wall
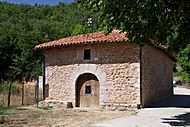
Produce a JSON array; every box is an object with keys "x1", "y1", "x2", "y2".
[
  {"x1": 162, "y1": 112, "x2": 190, "y2": 126},
  {"x1": 150, "y1": 94, "x2": 190, "y2": 108}
]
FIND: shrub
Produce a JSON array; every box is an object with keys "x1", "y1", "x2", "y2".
[{"x1": 177, "y1": 44, "x2": 190, "y2": 83}]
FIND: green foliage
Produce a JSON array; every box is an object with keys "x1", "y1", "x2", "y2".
[
  {"x1": 0, "y1": 82, "x2": 10, "y2": 94},
  {"x1": 0, "y1": 2, "x2": 99, "y2": 82},
  {"x1": 177, "y1": 44, "x2": 190, "y2": 83},
  {"x1": 77, "y1": 0, "x2": 190, "y2": 52},
  {"x1": 178, "y1": 72, "x2": 190, "y2": 83},
  {"x1": 0, "y1": 81, "x2": 19, "y2": 94},
  {"x1": 77, "y1": 0, "x2": 190, "y2": 83},
  {"x1": 72, "y1": 24, "x2": 86, "y2": 36}
]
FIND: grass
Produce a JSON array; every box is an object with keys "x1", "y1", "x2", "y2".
[
  {"x1": 37, "y1": 105, "x2": 53, "y2": 110},
  {"x1": 0, "y1": 107, "x2": 17, "y2": 115}
]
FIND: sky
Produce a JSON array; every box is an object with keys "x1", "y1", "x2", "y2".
[{"x1": 0, "y1": 0, "x2": 74, "y2": 5}]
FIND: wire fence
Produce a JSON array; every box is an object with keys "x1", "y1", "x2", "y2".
[{"x1": 0, "y1": 81, "x2": 43, "y2": 107}]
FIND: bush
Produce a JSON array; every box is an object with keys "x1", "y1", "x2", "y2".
[
  {"x1": 177, "y1": 44, "x2": 190, "y2": 83},
  {"x1": 179, "y1": 72, "x2": 190, "y2": 83}
]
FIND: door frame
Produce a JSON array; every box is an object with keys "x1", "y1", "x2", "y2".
[{"x1": 75, "y1": 73, "x2": 99, "y2": 107}]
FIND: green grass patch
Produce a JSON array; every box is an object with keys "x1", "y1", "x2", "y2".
[
  {"x1": 37, "y1": 106, "x2": 52, "y2": 110},
  {"x1": 0, "y1": 107, "x2": 17, "y2": 111},
  {"x1": 0, "y1": 107, "x2": 17, "y2": 115}
]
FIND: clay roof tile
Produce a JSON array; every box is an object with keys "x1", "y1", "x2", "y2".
[
  {"x1": 33, "y1": 30, "x2": 176, "y2": 62},
  {"x1": 34, "y1": 30, "x2": 128, "y2": 50}
]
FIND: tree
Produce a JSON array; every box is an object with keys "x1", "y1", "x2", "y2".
[
  {"x1": 77, "y1": 0, "x2": 190, "y2": 52},
  {"x1": 0, "y1": 2, "x2": 100, "y2": 82},
  {"x1": 72, "y1": 24, "x2": 86, "y2": 36},
  {"x1": 177, "y1": 44, "x2": 190, "y2": 83},
  {"x1": 77, "y1": 0, "x2": 190, "y2": 83}
]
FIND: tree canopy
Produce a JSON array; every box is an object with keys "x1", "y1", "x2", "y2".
[
  {"x1": 0, "y1": 2, "x2": 99, "y2": 82},
  {"x1": 0, "y1": 1, "x2": 190, "y2": 83},
  {"x1": 77, "y1": 0, "x2": 190, "y2": 82},
  {"x1": 77, "y1": 0, "x2": 190, "y2": 52}
]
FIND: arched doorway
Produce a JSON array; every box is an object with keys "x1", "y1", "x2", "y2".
[{"x1": 76, "y1": 73, "x2": 99, "y2": 108}]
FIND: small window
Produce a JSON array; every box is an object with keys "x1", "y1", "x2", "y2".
[
  {"x1": 83, "y1": 49, "x2": 91, "y2": 60},
  {"x1": 85, "y1": 86, "x2": 91, "y2": 94}
]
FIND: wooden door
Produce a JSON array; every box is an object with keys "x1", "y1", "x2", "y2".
[{"x1": 76, "y1": 73, "x2": 99, "y2": 108}]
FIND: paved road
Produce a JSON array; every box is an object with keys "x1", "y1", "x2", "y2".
[{"x1": 90, "y1": 87, "x2": 190, "y2": 127}]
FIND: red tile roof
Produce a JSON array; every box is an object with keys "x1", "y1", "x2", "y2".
[
  {"x1": 34, "y1": 30, "x2": 176, "y2": 62},
  {"x1": 34, "y1": 30, "x2": 128, "y2": 50}
]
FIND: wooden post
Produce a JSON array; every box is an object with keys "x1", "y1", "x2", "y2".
[
  {"x1": 36, "y1": 74, "x2": 39, "y2": 107},
  {"x1": 7, "y1": 82, "x2": 12, "y2": 107},
  {"x1": 22, "y1": 82, "x2": 24, "y2": 106}
]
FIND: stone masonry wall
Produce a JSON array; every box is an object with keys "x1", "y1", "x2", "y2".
[
  {"x1": 141, "y1": 44, "x2": 173, "y2": 107},
  {"x1": 43, "y1": 42, "x2": 141, "y2": 110}
]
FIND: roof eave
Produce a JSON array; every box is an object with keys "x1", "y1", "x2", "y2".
[{"x1": 33, "y1": 40, "x2": 128, "y2": 51}]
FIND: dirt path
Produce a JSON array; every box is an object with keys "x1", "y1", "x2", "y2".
[{"x1": 90, "y1": 87, "x2": 190, "y2": 127}]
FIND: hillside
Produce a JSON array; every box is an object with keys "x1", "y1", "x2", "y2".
[{"x1": 0, "y1": 2, "x2": 99, "y2": 82}]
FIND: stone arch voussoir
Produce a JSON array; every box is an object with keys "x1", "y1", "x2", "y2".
[{"x1": 68, "y1": 64, "x2": 107, "y2": 103}]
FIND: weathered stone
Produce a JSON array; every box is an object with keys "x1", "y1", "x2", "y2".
[
  {"x1": 141, "y1": 44, "x2": 173, "y2": 107},
  {"x1": 42, "y1": 43, "x2": 174, "y2": 110}
]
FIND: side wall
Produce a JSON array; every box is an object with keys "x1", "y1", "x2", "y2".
[
  {"x1": 43, "y1": 43, "x2": 141, "y2": 110},
  {"x1": 141, "y1": 44, "x2": 173, "y2": 107}
]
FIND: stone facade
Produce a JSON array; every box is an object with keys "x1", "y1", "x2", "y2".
[
  {"x1": 44, "y1": 43, "x2": 141, "y2": 110},
  {"x1": 42, "y1": 42, "x2": 174, "y2": 110},
  {"x1": 141, "y1": 44, "x2": 173, "y2": 107}
]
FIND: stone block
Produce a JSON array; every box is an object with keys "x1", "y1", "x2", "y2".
[{"x1": 43, "y1": 43, "x2": 152, "y2": 110}]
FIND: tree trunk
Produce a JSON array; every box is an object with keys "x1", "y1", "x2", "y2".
[
  {"x1": 7, "y1": 82, "x2": 12, "y2": 107},
  {"x1": 22, "y1": 83, "x2": 24, "y2": 105}
]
